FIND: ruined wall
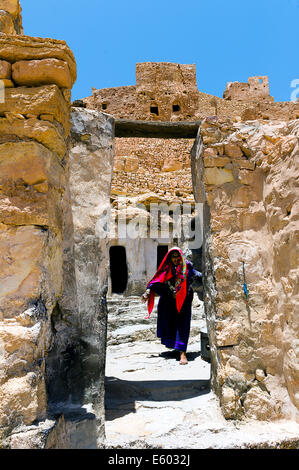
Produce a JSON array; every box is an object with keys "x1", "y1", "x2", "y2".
[
  {"x1": 134, "y1": 62, "x2": 200, "y2": 121},
  {"x1": 85, "y1": 63, "x2": 299, "y2": 210},
  {"x1": 0, "y1": 29, "x2": 84, "y2": 447},
  {"x1": 113, "y1": 137, "x2": 194, "y2": 202},
  {"x1": 223, "y1": 76, "x2": 273, "y2": 102},
  {"x1": 191, "y1": 116, "x2": 299, "y2": 422}
]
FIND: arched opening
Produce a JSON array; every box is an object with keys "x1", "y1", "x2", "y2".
[{"x1": 109, "y1": 245, "x2": 128, "y2": 294}]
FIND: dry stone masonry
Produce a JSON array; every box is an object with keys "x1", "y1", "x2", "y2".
[
  {"x1": 191, "y1": 117, "x2": 299, "y2": 421},
  {"x1": 0, "y1": 0, "x2": 299, "y2": 449},
  {"x1": 0, "y1": 2, "x2": 86, "y2": 448}
]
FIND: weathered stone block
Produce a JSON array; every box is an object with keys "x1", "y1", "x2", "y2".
[
  {"x1": 0, "y1": 35, "x2": 76, "y2": 85},
  {"x1": 204, "y1": 156, "x2": 231, "y2": 168},
  {"x1": 0, "y1": 141, "x2": 64, "y2": 187},
  {"x1": 12, "y1": 58, "x2": 72, "y2": 89},
  {"x1": 0, "y1": 373, "x2": 46, "y2": 427},
  {"x1": 0, "y1": 60, "x2": 11, "y2": 79},
  {"x1": 0, "y1": 9, "x2": 15, "y2": 34},
  {"x1": 0, "y1": 85, "x2": 71, "y2": 135},
  {"x1": 0, "y1": 0, "x2": 21, "y2": 18},
  {"x1": 235, "y1": 160, "x2": 255, "y2": 170},
  {"x1": 239, "y1": 169, "x2": 257, "y2": 185},
  {"x1": 203, "y1": 147, "x2": 218, "y2": 158},
  {"x1": 243, "y1": 386, "x2": 281, "y2": 420},
  {"x1": 216, "y1": 320, "x2": 241, "y2": 347},
  {"x1": 231, "y1": 185, "x2": 260, "y2": 208},
  {"x1": 0, "y1": 117, "x2": 67, "y2": 159},
  {"x1": 221, "y1": 385, "x2": 243, "y2": 419},
  {"x1": 204, "y1": 167, "x2": 234, "y2": 185},
  {"x1": 0, "y1": 224, "x2": 63, "y2": 318},
  {"x1": 162, "y1": 158, "x2": 182, "y2": 172},
  {"x1": 224, "y1": 143, "x2": 243, "y2": 158},
  {"x1": 0, "y1": 142, "x2": 65, "y2": 229}
]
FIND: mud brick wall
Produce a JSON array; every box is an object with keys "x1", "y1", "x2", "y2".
[
  {"x1": 0, "y1": 34, "x2": 77, "y2": 447},
  {"x1": 191, "y1": 116, "x2": 299, "y2": 422}
]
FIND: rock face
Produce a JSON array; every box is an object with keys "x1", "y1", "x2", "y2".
[{"x1": 191, "y1": 117, "x2": 299, "y2": 422}]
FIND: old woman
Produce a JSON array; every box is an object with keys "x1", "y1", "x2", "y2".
[{"x1": 141, "y1": 247, "x2": 202, "y2": 365}]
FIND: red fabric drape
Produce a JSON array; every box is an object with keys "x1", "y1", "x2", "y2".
[{"x1": 145, "y1": 247, "x2": 187, "y2": 319}]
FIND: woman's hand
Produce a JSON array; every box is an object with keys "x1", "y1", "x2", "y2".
[{"x1": 141, "y1": 289, "x2": 151, "y2": 303}]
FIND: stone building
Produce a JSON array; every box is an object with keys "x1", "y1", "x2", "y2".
[{"x1": 84, "y1": 62, "x2": 298, "y2": 297}]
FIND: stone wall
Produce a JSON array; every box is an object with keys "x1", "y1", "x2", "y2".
[
  {"x1": 191, "y1": 116, "x2": 299, "y2": 422},
  {"x1": 0, "y1": 0, "x2": 23, "y2": 35},
  {"x1": 84, "y1": 63, "x2": 299, "y2": 207},
  {"x1": 223, "y1": 76, "x2": 273, "y2": 102},
  {"x1": 113, "y1": 137, "x2": 194, "y2": 202},
  {"x1": 0, "y1": 33, "x2": 80, "y2": 447}
]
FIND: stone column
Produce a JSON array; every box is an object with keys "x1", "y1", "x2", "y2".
[
  {"x1": 0, "y1": 33, "x2": 77, "y2": 448},
  {"x1": 191, "y1": 116, "x2": 299, "y2": 422},
  {"x1": 69, "y1": 108, "x2": 115, "y2": 447}
]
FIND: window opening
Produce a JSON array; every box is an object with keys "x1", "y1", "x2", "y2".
[{"x1": 150, "y1": 106, "x2": 159, "y2": 116}]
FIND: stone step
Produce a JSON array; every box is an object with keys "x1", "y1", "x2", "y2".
[
  {"x1": 105, "y1": 376, "x2": 209, "y2": 403},
  {"x1": 107, "y1": 321, "x2": 204, "y2": 346}
]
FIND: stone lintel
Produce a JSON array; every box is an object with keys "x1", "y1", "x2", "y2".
[{"x1": 115, "y1": 119, "x2": 201, "y2": 139}]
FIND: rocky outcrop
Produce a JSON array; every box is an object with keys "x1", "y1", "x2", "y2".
[{"x1": 191, "y1": 117, "x2": 299, "y2": 422}]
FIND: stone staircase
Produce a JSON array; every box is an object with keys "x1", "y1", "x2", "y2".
[{"x1": 106, "y1": 294, "x2": 206, "y2": 346}]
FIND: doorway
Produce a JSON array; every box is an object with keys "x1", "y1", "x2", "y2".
[{"x1": 109, "y1": 245, "x2": 128, "y2": 294}]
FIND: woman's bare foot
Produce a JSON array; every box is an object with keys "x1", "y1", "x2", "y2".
[{"x1": 179, "y1": 351, "x2": 188, "y2": 365}]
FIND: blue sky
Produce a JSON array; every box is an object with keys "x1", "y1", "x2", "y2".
[{"x1": 21, "y1": 0, "x2": 298, "y2": 102}]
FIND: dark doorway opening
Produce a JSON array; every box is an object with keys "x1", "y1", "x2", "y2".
[
  {"x1": 109, "y1": 246, "x2": 128, "y2": 293},
  {"x1": 157, "y1": 245, "x2": 168, "y2": 269},
  {"x1": 172, "y1": 104, "x2": 180, "y2": 113}
]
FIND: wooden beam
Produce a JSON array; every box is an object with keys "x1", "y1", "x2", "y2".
[{"x1": 114, "y1": 119, "x2": 201, "y2": 139}]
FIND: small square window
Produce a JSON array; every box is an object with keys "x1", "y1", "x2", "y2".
[
  {"x1": 172, "y1": 104, "x2": 180, "y2": 112},
  {"x1": 150, "y1": 106, "x2": 159, "y2": 116},
  {"x1": 102, "y1": 103, "x2": 107, "y2": 110}
]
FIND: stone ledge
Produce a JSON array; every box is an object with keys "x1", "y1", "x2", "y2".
[
  {"x1": 12, "y1": 58, "x2": 72, "y2": 89},
  {"x1": 0, "y1": 34, "x2": 76, "y2": 84}
]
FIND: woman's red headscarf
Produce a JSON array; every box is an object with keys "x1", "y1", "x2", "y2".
[{"x1": 145, "y1": 247, "x2": 187, "y2": 319}]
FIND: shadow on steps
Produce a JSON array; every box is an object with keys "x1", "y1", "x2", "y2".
[{"x1": 105, "y1": 376, "x2": 210, "y2": 421}]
